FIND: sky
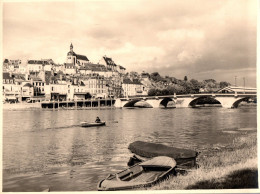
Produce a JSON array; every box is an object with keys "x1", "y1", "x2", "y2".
[{"x1": 3, "y1": 0, "x2": 257, "y2": 87}]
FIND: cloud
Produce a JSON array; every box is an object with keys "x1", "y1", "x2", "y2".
[{"x1": 3, "y1": 0, "x2": 257, "y2": 87}]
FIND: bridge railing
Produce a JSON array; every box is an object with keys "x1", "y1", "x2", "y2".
[{"x1": 118, "y1": 93, "x2": 256, "y2": 100}]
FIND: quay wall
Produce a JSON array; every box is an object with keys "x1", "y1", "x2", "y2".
[{"x1": 41, "y1": 98, "x2": 116, "y2": 109}]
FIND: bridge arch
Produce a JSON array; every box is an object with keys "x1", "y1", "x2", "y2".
[
  {"x1": 159, "y1": 97, "x2": 176, "y2": 108},
  {"x1": 188, "y1": 96, "x2": 221, "y2": 107},
  {"x1": 123, "y1": 99, "x2": 142, "y2": 107},
  {"x1": 231, "y1": 97, "x2": 252, "y2": 108},
  {"x1": 123, "y1": 99, "x2": 153, "y2": 108}
]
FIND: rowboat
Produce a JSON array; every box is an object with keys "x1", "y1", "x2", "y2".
[
  {"x1": 128, "y1": 141, "x2": 198, "y2": 168},
  {"x1": 97, "y1": 156, "x2": 176, "y2": 191},
  {"x1": 80, "y1": 121, "x2": 106, "y2": 127}
]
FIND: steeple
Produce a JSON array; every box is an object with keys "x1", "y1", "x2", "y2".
[{"x1": 70, "y1": 43, "x2": 73, "y2": 52}]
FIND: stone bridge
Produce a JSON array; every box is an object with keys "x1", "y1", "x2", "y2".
[{"x1": 114, "y1": 93, "x2": 256, "y2": 108}]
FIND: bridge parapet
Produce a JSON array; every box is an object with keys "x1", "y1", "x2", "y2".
[{"x1": 115, "y1": 93, "x2": 256, "y2": 108}]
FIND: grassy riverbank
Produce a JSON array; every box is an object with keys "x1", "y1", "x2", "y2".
[{"x1": 151, "y1": 129, "x2": 258, "y2": 190}]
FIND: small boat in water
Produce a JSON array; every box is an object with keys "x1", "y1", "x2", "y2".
[
  {"x1": 80, "y1": 121, "x2": 106, "y2": 127},
  {"x1": 97, "y1": 156, "x2": 176, "y2": 191}
]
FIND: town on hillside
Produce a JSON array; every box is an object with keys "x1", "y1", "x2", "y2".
[{"x1": 2, "y1": 43, "x2": 252, "y2": 104}]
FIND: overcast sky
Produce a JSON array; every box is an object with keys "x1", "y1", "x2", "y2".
[{"x1": 3, "y1": 0, "x2": 257, "y2": 87}]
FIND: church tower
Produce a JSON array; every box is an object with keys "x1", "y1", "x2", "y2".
[
  {"x1": 70, "y1": 43, "x2": 73, "y2": 52},
  {"x1": 67, "y1": 43, "x2": 76, "y2": 65}
]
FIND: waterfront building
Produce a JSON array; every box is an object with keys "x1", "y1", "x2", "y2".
[
  {"x1": 2, "y1": 72, "x2": 34, "y2": 102},
  {"x1": 82, "y1": 75, "x2": 108, "y2": 98},
  {"x1": 31, "y1": 77, "x2": 45, "y2": 97},
  {"x1": 122, "y1": 78, "x2": 147, "y2": 97},
  {"x1": 106, "y1": 75, "x2": 123, "y2": 98},
  {"x1": 67, "y1": 80, "x2": 91, "y2": 101},
  {"x1": 20, "y1": 83, "x2": 34, "y2": 101},
  {"x1": 45, "y1": 83, "x2": 68, "y2": 101}
]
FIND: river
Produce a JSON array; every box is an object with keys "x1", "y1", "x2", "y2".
[{"x1": 2, "y1": 106, "x2": 257, "y2": 191}]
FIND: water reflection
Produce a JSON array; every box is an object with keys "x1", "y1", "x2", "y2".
[{"x1": 3, "y1": 107, "x2": 257, "y2": 191}]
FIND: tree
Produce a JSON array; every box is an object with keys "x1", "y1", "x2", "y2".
[
  {"x1": 161, "y1": 89, "x2": 170, "y2": 95},
  {"x1": 184, "y1": 76, "x2": 188, "y2": 81},
  {"x1": 150, "y1": 72, "x2": 163, "y2": 82},
  {"x1": 220, "y1": 81, "x2": 230, "y2": 88},
  {"x1": 190, "y1": 79, "x2": 201, "y2": 93},
  {"x1": 148, "y1": 88, "x2": 157, "y2": 96}
]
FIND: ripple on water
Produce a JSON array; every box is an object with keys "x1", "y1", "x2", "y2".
[{"x1": 3, "y1": 107, "x2": 256, "y2": 191}]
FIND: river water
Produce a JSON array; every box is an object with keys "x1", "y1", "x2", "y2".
[{"x1": 3, "y1": 106, "x2": 257, "y2": 191}]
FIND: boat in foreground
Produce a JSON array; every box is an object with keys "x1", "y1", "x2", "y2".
[
  {"x1": 80, "y1": 121, "x2": 106, "y2": 127},
  {"x1": 128, "y1": 141, "x2": 198, "y2": 168},
  {"x1": 97, "y1": 156, "x2": 176, "y2": 191}
]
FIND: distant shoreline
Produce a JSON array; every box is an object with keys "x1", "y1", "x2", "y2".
[
  {"x1": 2, "y1": 102, "x2": 256, "y2": 110},
  {"x1": 2, "y1": 103, "x2": 41, "y2": 110}
]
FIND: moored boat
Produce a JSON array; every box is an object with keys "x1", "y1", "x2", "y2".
[
  {"x1": 128, "y1": 141, "x2": 198, "y2": 168},
  {"x1": 97, "y1": 156, "x2": 176, "y2": 191},
  {"x1": 80, "y1": 121, "x2": 106, "y2": 127}
]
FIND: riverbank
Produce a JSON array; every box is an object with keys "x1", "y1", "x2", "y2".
[
  {"x1": 3, "y1": 103, "x2": 41, "y2": 110},
  {"x1": 150, "y1": 129, "x2": 257, "y2": 190}
]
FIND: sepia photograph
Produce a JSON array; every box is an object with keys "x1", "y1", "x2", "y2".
[{"x1": 2, "y1": 0, "x2": 258, "y2": 192}]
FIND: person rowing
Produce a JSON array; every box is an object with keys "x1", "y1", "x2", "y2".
[{"x1": 95, "y1": 116, "x2": 101, "y2": 123}]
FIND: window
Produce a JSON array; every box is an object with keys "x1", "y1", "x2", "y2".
[{"x1": 52, "y1": 87, "x2": 54, "y2": 91}]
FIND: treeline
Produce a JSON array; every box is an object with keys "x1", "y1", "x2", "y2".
[{"x1": 147, "y1": 72, "x2": 231, "y2": 96}]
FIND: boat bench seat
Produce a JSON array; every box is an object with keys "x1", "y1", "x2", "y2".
[{"x1": 118, "y1": 166, "x2": 143, "y2": 181}]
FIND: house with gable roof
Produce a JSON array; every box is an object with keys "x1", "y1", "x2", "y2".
[{"x1": 99, "y1": 55, "x2": 118, "y2": 71}]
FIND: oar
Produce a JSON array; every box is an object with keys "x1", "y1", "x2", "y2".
[{"x1": 107, "y1": 120, "x2": 118, "y2": 123}]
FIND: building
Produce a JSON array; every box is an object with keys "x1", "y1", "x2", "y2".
[
  {"x1": 66, "y1": 43, "x2": 89, "y2": 67},
  {"x1": 217, "y1": 86, "x2": 257, "y2": 94},
  {"x1": 27, "y1": 60, "x2": 49, "y2": 72},
  {"x1": 31, "y1": 77, "x2": 45, "y2": 97},
  {"x1": 45, "y1": 83, "x2": 68, "y2": 101},
  {"x1": 122, "y1": 78, "x2": 147, "y2": 97},
  {"x1": 67, "y1": 79, "x2": 91, "y2": 101},
  {"x1": 117, "y1": 65, "x2": 126, "y2": 74},
  {"x1": 64, "y1": 63, "x2": 76, "y2": 75},
  {"x1": 3, "y1": 59, "x2": 21, "y2": 72},
  {"x1": 3, "y1": 72, "x2": 34, "y2": 102},
  {"x1": 99, "y1": 56, "x2": 117, "y2": 71}
]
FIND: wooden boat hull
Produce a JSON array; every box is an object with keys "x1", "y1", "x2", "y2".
[
  {"x1": 128, "y1": 141, "x2": 198, "y2": 168},
  {"x1": 128, "y1": 154, "x2": 197, "y2": 169},
  {"x1": 97, "y1": 156, "x2": 176, "y2": 191},
  {"x1": 80, "y1": 121, "x2": 106, "y2": 127}
]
